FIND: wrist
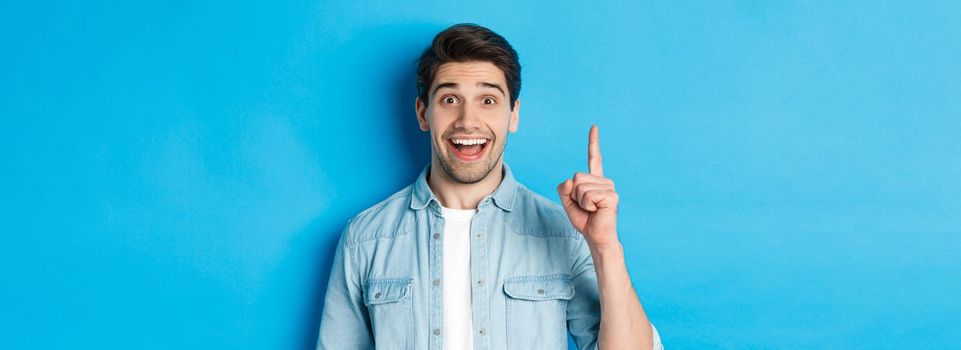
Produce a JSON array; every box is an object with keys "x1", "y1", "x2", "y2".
[{"x1": 588, "y1": 239, "x2": 624, "y2": 258}]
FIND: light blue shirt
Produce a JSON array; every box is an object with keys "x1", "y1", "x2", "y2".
[{"x1": 317, "y1": 163, "x2": 662, "y2": 349}]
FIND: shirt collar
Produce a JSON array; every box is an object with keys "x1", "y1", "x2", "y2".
[{"x1": 409, "y1": 162, "x2": 517, "y2": 212}]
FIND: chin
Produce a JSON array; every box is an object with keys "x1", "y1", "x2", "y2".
[{"x1": 440, "y1": 154, "x2": 500, "y2": 184}]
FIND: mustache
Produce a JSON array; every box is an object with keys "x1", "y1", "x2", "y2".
[{"x1": 442, "y1": 129, "x2": 493, "y2": 139}]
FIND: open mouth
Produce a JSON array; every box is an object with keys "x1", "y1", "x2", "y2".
[{"x1": 446, "y1": 137, "x2": 491, "y2": 162}]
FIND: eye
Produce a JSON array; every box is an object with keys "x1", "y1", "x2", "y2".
[
  {"x1": 442, "y1": 95, "x2": 459, "y2": 104},
  {"x1": 482, "y1": 97, "x2": 496, "y2": 105}
]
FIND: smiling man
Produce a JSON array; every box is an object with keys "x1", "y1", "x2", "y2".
[{"x1": 317, "y1": 23, "x2": 662, "y2": 350}]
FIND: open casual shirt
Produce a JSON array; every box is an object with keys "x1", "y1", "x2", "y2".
[{"x1": 317, "y1": 163, "x2": 662, "y2": 349}]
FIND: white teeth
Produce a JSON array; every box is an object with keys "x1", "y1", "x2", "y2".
[{"x1": 451, "y1": 138, "x2": 488, "y2": 145}]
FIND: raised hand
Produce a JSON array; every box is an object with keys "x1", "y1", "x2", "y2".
[{"x1": 556, "y1": 125, "x2": 620, "y2": 248}]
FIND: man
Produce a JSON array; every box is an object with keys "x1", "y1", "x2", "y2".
[{"x1": 317, "y1": 23, "x2": 663, "y2": 349}]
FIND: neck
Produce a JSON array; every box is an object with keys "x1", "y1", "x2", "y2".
[{"x1": 427, "y1": 159, "x2": 504, "y2": 210}]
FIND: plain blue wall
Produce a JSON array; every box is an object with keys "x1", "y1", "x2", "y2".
[{"x1": 2, "y1": 1, "x2": 959, "y2": 348}]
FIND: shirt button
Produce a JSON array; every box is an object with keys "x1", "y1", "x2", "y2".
[
  {"x1": 537, "y1": 289, "x2": 545, "y2": 295},
  {"x1": 374, "y1": 292, "x2": 382, "y2": 299},
  {"x1": 476, "y1": 233, "x2": 483, "y2": 239},
  {"x1": 476, "y1": 279, "x2": 484, "y2": 286},
  {"x1": 433, "y1": 279, "x2": 440, "y2": 286},
  {"x1": 479, "y1": 328, "x2": 487, "y2": 336},
  {"x1": 433, "y1": 233, "x2": 440, "y2": 240},
  {"x1": 433, "y1": 328, "x2": 441, "y2": 336}
]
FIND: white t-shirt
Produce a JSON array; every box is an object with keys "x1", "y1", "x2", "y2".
[{"x1": 440, "y1": 206, "x2": 476, "y2": 350}]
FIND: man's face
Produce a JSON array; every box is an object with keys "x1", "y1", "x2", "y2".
[{"x1": 416, "y1": 61, "x2": 519, "y2": 184}]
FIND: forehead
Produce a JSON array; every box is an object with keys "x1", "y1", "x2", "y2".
[{"x1": 432, "y1": 61, "x2": 507, "y2": 89}]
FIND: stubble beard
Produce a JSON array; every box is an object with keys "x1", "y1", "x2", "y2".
[{"x1": 432, "y1": 135, "x2": 505, "y2": 185}]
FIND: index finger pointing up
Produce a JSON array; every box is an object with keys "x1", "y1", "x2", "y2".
[{"x1": 588, "y1": 124, "x2": 604, "y2": 177}]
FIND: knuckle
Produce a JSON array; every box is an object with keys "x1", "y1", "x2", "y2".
[{"x1": 583, "y1": 191, "x2": 595, "y2": 201}]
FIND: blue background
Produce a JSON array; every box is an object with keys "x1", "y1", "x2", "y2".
[{"x1": 2, "y1": 1, "x2": 959, "y2": 349}]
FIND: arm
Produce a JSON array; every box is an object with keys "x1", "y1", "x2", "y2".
[
  {"x1": 568, "y1": 234, "x2": 661, "y2": 350},
  {"x1": 590, "y1": 241, "x2": 654, "y2": 349},
  {"x1": 558, "y1": 125, "x2": 660, "y2": 349},
  {"x1": 316, "y1": 223, "x2": 374, "y2": 349}
]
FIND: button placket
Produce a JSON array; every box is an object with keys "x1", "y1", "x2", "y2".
[
  {"x1": 469, "y1": 208, "x2": 491, "y2": 349},
  {"x1": 429, "y1": 212, "x2": 445, "y2": 349}
]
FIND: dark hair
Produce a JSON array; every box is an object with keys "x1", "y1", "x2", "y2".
[{"x1": 416, "y1": 23, "x2": 521, "y2": 109}]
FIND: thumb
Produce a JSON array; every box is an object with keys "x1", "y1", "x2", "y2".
[{"x1": 556, "y1": 179, "x2": 576, "y2": 210}]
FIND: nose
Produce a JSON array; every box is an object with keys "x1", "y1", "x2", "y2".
[{"x1": 453, "y1": 103, "x2": 482, "y2": 130}]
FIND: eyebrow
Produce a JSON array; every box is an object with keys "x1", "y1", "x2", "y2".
[
  {"x1": 478, "y1": 82, "x2": 506, "y2": 96},
  {"x1": 431, "y1": 81, "x2": 507, "y2": 97}
]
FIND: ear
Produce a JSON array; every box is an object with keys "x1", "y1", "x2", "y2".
[
  {"x1": 508, "y1": 99, "x2": 520, "y2": 133},
  {"x1": 415, "y1": 97, "x2": 429, "y2": 131}
]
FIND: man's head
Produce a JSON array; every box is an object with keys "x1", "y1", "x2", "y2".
[{"x1": 415, "y1": 23, "x2": 521, "y2": 184}]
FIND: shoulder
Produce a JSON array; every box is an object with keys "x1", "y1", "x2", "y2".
[
  {"x1": 342, "y1": 185, "x2": 416, "y2": 247},
  {"x1": 508, "y1": 183, "x2": 580, "y2": 238}
]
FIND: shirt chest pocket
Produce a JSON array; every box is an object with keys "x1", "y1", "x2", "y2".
[
  {"x1": 364, "y1": 278, "x2": 413, "y2": 348},
  {"x1": 503, "y1": 274, "x2": 574, "y2": 349}
]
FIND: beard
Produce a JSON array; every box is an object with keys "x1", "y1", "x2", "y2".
[{"x1": 432, "y1": 133, "x2": 505, "y2": 184}]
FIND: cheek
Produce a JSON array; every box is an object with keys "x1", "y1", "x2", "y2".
[
  {"x1": 426, "y1": 110, "x2": 448, "y2": 130},
  {"x1": 428, "y1": 118, "x2": 453, "y2": 143},
  {"x1": 430, "y1": 107, "x2": 457, "y2": 122},
  {"x1": 495, "y1": 113, "x2": 513, "y2": 134}
]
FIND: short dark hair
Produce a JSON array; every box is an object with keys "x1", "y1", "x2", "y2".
[{"x1": 416, "y1": 23, "x2": 521, "y2": 109}]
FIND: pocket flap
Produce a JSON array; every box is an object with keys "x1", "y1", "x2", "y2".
[
  {"x1": 364, "y1": 278, "x2": 412, "y2": 306},
  {"x1": 503, "y1": 274, "x2": 574, "y2": 301}
]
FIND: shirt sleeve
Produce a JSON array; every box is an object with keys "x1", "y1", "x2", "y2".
[
  {"x1": 567, "y1": 235, "x2": 602, "y2": 350},
  {"x1": 316, "y1": 223, "x2": 374, "y2": 349},
  {"x1": 652, "y1": 323, "x2": 664, "y2": 350},
  {"x1": 566, "y1": 235, "x2": 665, "y2": 350}
]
